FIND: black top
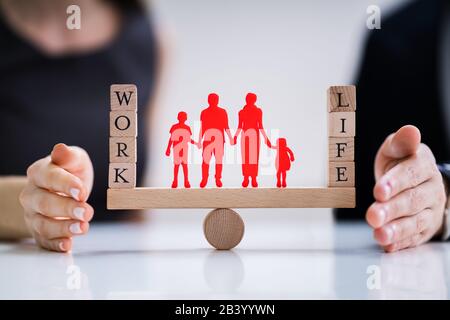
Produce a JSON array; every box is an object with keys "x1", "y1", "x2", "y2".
[
  {"x1": 0, "y1": 6, "x2": 157, "y2": 219},
  {"x1": 336, "y1": 0, "x2": 449, "y2": 219}
]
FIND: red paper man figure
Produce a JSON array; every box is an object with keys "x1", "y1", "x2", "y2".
[
  {"x1": 166, "y1": 111, "x2": 197, "y2": 188},
  {"x1": 198, "y1": 93, "x2": 234, "y2": 188},
  {"x1": 271, "y1": 138, "x2": 295, "y2": 188},
  {"x1": 234, "y1": 93, "x2": 271, "y2": 188}
]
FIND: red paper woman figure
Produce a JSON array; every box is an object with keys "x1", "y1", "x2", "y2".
[
  {"x1": 271, "y1": 138, "x2": 295, "y2": 188},
  {"x1": 165, "y1": 111, "x2": 197, "y2": 188},
  {"x1": 234, "y1": 93, "x2": 271, "y2": 188}
]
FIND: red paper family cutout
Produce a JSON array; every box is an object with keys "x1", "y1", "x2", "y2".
[{"x1": 165, "y1": 93, "x2": 295, "y2": 188}]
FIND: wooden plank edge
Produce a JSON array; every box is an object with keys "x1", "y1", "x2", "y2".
[{"x1": 107, "y1": 187, "x2": 356, "y2": 210}]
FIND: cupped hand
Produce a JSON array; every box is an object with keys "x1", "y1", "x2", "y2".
[
  {"x1": 366, "y1": 125, "x2": 447, "y2": 252},
  {"x1": 19, "y1": 143, "x2": 94, "y2": 252}
]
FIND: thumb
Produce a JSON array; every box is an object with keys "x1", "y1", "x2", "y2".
[
  {"x1": 375, "y1": 125, "x2": 421, "y2": 178},
  {"x1": 381, "y1": 125, "x2": 421, "y2": 159},
  {"x1": 51, "y1": 143, "x2": 94, "y2": 190},
  {"x1": 51, "y1": 143, "x2": 85, "y2": 170}
]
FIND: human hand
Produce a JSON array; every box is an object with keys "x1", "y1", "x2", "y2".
[
  {"x1": 366, "y1": 125, "x2": 447, "y2": 253},
  {"x1": 19, "y1": 143, "x2": 94, "y2": 252},
  {"x1": 165, "y1": 149, "x2": 170, "y2": 157},
  {"x1": 266, "y1": 139, "x2": 272, "y2": 148}
]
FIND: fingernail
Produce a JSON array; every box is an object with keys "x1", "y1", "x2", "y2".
[
  {"x1": 70, "y1": 188, "x2": 80, "y2": 201},
  {"x1": 69, "y1": 222, "x2": 82, "y2": 234},
  {"x1": 382, "y1": 182, "x2": 391, "y2": 198},
  {"x1": 73, "y1": 207, "x2": 85, "y2": 221},
  {"x1": 59, "y1": 242, "x2": 66, "y2": 251},
  {"x1": 384, "y1": 226, "x2": 394, "y2": 243},
  {"x1": 378, "y1": 207, "x2": 386, "y2": 225}
]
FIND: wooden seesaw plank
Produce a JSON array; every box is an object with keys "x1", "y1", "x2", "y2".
[{"x1": 107, "y1": 187, "x2": 355, "y2": 209}]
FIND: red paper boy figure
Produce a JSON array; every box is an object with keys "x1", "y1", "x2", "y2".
[
  {"x1": 271, "y1": 138, "x2": 295, "y2": 188},
  {"x1": 165, "y1": 111, "x2": 196, "y2": 188}
]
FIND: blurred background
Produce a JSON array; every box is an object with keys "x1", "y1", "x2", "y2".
[{"x1": 143, "y1": 0, "x2": 409, "y2": 243}]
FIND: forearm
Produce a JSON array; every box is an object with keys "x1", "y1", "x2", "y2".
[
  {"x1": 288, "y1": 148, "x2": 295, "y2": 161},
  {"x1": 437, "y1": 163, "x2": 450, "y2": 240},
  {"x1": 0, "y1": 176, "x2": 30, "y2": 240},
  {"x1": 234, "y1": 128, "x2": 242, "y2": 138},
  {"x1": 198, "y1": 129, "x2": 203, "y2": 145},
  {"x1": 166, "y1": 140, "x2": 172, "y2": 152},
  {"x1": 259, "y1": 128, "x2": 269, "y2": 140},
  {"x1": 225, "y1": 129, "x2": 233, "y2": 142}
]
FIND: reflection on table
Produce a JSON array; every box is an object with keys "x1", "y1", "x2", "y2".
[{"x1": 0, "y1": 209, "x2": 448, "y2": 299}]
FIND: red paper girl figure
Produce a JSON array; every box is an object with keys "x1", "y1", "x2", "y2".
[
  {"x1": 271, "y1": 138, "x2": 295, "y2": 188},
  {"x1": 165, "y1": 111, "x2": 197, "y2": 188},
  {"x1": 233, "y1": 93, "x2": 271, "y2": 188}
]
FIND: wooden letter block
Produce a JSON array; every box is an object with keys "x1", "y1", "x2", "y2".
[
  {"x1": 110, "y1": 137, "x2": 136, "y2": 163},
  {"x1": 328, "y1": 137, "x2": 354, "y2": 161},
  {"x1": 108, "y1": 163, "x2": 136, "y2": 188},
  {"x1": 328, "y1": 161, "x2": 354, "y2": 187},
  {"x1": 328, "y1": 112, "x2": 355, "y2": 137},
  {"x1": 110, "y1": 111, "x2": 137, "y2": 137},
  {"x1": 110, "y1": 84, "x2": 137, "y2": 111},
  {"x1": 327, "y1": 85, "x2": 356, "y2": 112}
]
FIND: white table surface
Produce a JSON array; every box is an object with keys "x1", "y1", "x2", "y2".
[{"x1": 1, "y1": 209, "x2": 449, "y2": 300}]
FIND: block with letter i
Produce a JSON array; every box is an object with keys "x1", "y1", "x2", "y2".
[
  {"x1": 109, "y1": 84, "x2": 137, "y2": 189},
  {"x1": 327, "y1": 86, "x2": 355, "y2": 187}
]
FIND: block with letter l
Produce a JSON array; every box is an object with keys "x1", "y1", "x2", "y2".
[{"x1": 327, "y1": 85, "x2": 356, "y2": 112}]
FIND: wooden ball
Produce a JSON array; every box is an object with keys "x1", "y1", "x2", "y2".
[{"x1": 203, "y1": 208, "x2": 245, "y2": 250}]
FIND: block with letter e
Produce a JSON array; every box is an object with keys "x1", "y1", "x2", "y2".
[{"x1": 328, "y1": 161, "x2": 354, "y2": 187}]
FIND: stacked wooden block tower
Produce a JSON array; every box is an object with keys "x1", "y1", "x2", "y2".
[
  {"x1": 108, "y1": 84, "x2": 138, "y2": 189},
  {"x1": 327, "y1": 86, "x2": 356, "y2": 188}
]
